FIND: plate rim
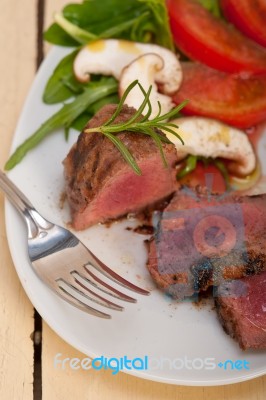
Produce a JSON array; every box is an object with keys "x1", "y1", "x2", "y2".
[{"x1": 4, "y1": 45, "x2": 266, "y2": 386}]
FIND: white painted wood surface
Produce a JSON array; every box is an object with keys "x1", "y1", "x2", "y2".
[{"x1": 0, "y1": 1, "x2": 36, "y2": 399}]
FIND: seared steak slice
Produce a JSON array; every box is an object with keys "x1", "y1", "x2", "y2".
[
  {"x1": 215, "y1": 272, "x2": 266, "y2": 350},
  {"x1": 146, "y1": 236, "x2": 200, "y2": 299},
  {"x1": 146, "y1": 187, "x2": 266, "y2": 300},
  {"x1": 64, "y1": 104, "x2": 178, "y2": 230}
]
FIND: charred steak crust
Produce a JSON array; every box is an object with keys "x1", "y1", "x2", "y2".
[
  {"x1": 146, "y1": 239, "x2": 213, "y2": 302},
  {"x1": 214, "y1": 297, "x2": 245, "y2": 347},
  {"x1": 64, "y1": 104, "x2": 178, "y2": 229}
]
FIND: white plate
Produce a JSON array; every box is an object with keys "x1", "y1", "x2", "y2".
[{"x1": 5, "y1": 46, "x2": 266, "y2": 386}]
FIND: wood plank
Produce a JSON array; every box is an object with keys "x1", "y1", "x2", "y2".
[
  {"x1": 42, "y1": 1, "x2": 266, "y2": 399},
  {"x1": 0, "y1": 0, "x2": 37, "y2": 399},
  {"x1": 43, "y1": 323, "x2": 266, "y2": 400}
]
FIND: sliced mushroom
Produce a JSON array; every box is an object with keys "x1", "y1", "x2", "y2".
[
  {"x1": 163, "y1": 117, "x2": 256, "y2": 176},
  {"x1": 73, "y1": 39, "x2": 182, "y2": 94},
  {"x1": 119, "y1": 53, "x2": 176, "y2": 118}
]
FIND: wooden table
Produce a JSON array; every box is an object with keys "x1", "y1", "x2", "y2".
[{"x1": 0, "y1": 0, "x2": 265, "y2": 398}]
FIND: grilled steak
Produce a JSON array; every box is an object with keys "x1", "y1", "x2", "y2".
[
  {"x1": 146, "y1": 187, "x2": 266, "y2": 300},
  {"x1": 64, "y1": 104, "x2": 178, "y2": 230},
  {"x1": 215, "y1": 271, "x2": 266, "y2": 350}
]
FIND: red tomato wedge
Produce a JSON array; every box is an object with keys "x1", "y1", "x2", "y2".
[
  {"x1": 221, "y1": 0, "x2": 266, "y2": 48},
  {"x1": 166, "y1": 0, "x2": 266, "y2": 75},
  {"x1": 172, "y1": 62, "x2": 266, "y2": 128},
  {"x1": 180, "y1": 162, "x2": 227, "y2": 194}
]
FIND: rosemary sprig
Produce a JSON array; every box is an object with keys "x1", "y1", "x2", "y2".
[{"x1": 85, "y1": 80, "x2": 187, "y2": 175}]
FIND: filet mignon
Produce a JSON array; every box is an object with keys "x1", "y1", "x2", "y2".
[
  {"x1": 147, "y1": 187, "x2": 266, "y2": 300},
  {"x1": 215, "y1": 271, "x2": 266, "y2": 350},
  {"x1": 64, "y1": 104, "x2": 178, "y2": 230}
]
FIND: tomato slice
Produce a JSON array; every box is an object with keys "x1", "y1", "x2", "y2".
[
  {"x1": 180, "y1": 162, "x2": 227, "y2": 194},
  {"x1": 166, "y1": 0, "x2": 266, "y2": 76},
  {"x1": 172, "y1": 62, "x2": 266, "y2": 128},
  {"x1": 221, "y1": 0, "x2": 266, "y2": 48}
]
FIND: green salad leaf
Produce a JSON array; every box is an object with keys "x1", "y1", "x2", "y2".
[
  {"x1": 5, "y1": 78, "x2": 118, "y2": 170},
  {"x1": 44, "y1": 0, "x2": 174, "y2": 49},
  {"x1": 197, "y1": 0, "x2": 221, "y2": 18},
  {"x1": 70, "y1": 93, "x2": 119, "y2": 131},
  {"x1": 176, "y1": 155, "x2": 197, "y2": 179},
  {"x1": 43, "y1": 50, "x2": 84, "y2": 104},
  {"x1": 43, "y1": 0, "x2": 174, "y2": 106},
  {"x1": 53, "y1": 11, "x2": 152, "y2": 45},
  {"x1": 6, "y1": 0, "x2": 175, "y2": 170}
]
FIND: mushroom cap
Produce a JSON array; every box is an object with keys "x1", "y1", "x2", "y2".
[
  {"x1": 119, "y1": 53, "x2": 176, "y2": 119},
  {"x1": 73, "y1": 39, "x2": 182, "y2": 93},
  {"x1": 164, "y1": 117, "x2": 256, "y2": 176}
]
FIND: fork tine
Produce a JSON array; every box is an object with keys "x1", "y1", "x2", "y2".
[
  {"x1": 82, "y1": 268, "x2": 137, "y2": 303},
  {"x1": 71, "y1": 271, "x2": 126, "y2": 309},
  {"x1": 55, "y1": 285, "x2": 111, "y2": 319},
  {"x1": 57, "y1": 279, "x2": 123, "y2": 312},
  {"x1": 87, "y1": 252, "x2": 150, "y2": 295},
  {"x1": 0, "y1": 170, "x2": 149, "y2": 318}
]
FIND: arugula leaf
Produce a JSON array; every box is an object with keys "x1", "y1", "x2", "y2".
[
  {"x1": 9, "y1": 0, "x2": 175, "y2": 170},
  {"x1": 138, "y1": 0, "x2": 174, "y2": 50},
  {"x1": 44, "y1": 0, "x2": 147, "y2": 46},
  {"x1": 197, "y1": 0, "x2": 221, "y2": 18},
  {"x1": 70, "y1": 93, "x2": 119, "y2": 131},
  {"x1": 63, "y1": 0, "x2": 146, "y2": 30},
  {"x1": 44, "y1": 0, "x2": 174, "y2": 49},
  {"x1": 53, "y1": 11, "x2": 151, "y2": 45},
  {"x1": 44, "y1": 23, "x2": 80, "y2": 47},
  {"x1": 213, "y1": 159, "x2": 230, "y2": 189},
  {"x1": 54, "y1": 13, "x2": 97, "y2": 44},
  {"x1": 88, "y1": 93, "x2": 119, "y2": 115},
  {"x1": 176, "y1": 155, "x2": 197, "y2": 179},
  {"x1": 5, "y1": 78, "x2": 118, "y2": 170},
  {"x1": 43, "y1": 50, "x2": 84, "y2": 104},
  {"x1": 70, "y1": 112, "x2": 93, "y2": 132}
]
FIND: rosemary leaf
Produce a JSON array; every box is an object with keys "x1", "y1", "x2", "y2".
[
  {"x1": 84, "y1": 80, "x2": 186, "y2": 174},
  {"x1": 154, "y1": 99, "x2": 189, "y2": 122},
  {"x1": 154, "y1": 101, "x2": 162, "y2": 119},
  {"x1": 103, "y1": 80, "x2": 139, "y2": 127},
  {"x1": 136, "y1": 82, "x2": 153, "y2": 122},
  {"x1": 122, "y1": 84, "x2": 152, "y2": 127},
  {"x1": 144, "y1": 126, "x2": 168, "y2": 167},
  {"x1": 156, "y1": 124, "x2": 185, "y2": 145}
]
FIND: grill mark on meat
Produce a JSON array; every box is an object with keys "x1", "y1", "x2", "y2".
[
  {"x1": 93, "y1": 157, "x2": 117, "y2": 186},
  {"x1": 64, "y1": 104, "x2": 178, "y2": 230},
  {"x1": 91, "y1": 149, "x2": 100, "y2": 174}
]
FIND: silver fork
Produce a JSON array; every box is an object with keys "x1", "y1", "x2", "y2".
[{"x1": 0, "y1": 170, "x2": 149, "y2": 318}]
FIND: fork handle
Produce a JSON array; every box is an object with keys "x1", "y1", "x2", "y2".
[{"x1": 0, "y1": 170, "x2": 52, "y2": 238}]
